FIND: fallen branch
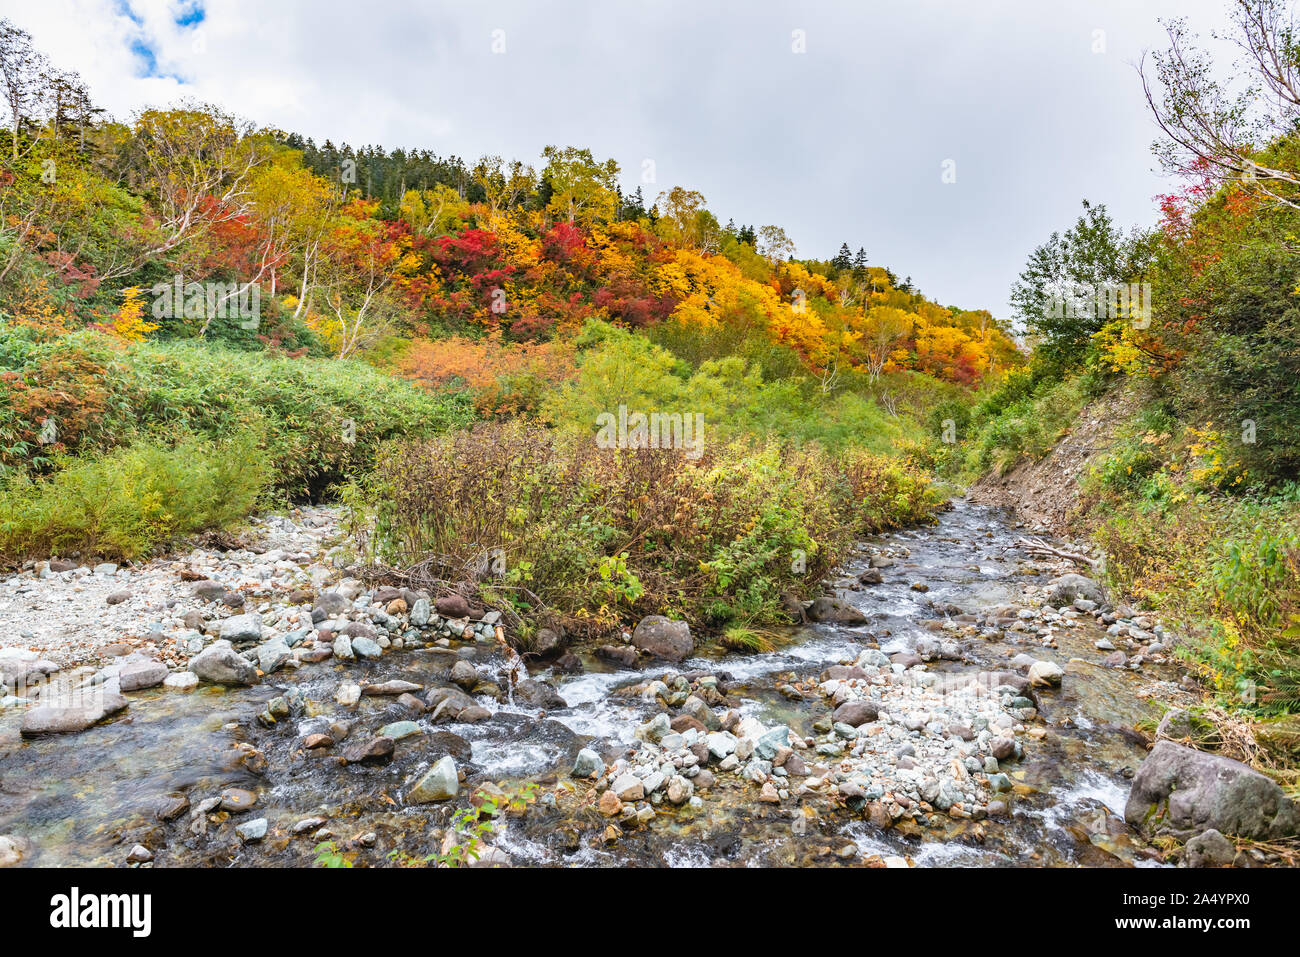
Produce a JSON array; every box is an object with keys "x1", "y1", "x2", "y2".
[{"x1": 1011, "y1": 537, "x2": 1103, "y2": 571}]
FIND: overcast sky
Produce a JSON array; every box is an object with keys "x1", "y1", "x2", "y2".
[{"x1": 8, "y1": 0, "x2": 1234, "y2": 321}]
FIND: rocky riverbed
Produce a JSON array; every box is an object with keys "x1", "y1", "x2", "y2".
[{"x1": 0, "y1": 501, "x2": 1293, "y2": 868}]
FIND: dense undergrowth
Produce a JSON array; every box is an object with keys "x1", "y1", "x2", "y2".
[
  {"x1": 349, "y1": 422, "x2": 942, "y2": 641},
  {"x1": 0, "y1": 432, "x2": 268, "y2": 562},
  {"x1": 0, "y1": 324, "x2": 473, "y2": 563}
]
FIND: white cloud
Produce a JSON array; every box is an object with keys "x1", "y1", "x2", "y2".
[{"x1": 9, "y1": 0, "x2": 1233, "y2": 318}]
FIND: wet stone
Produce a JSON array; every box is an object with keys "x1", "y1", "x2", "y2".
[{"x1": 219, "y1": 788, "x2": 257, "y2": 813}]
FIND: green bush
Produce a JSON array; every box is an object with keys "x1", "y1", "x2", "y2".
[
  {"x1": 542, "y1": 322, "x2": 907, "y2": 455},
  {"x1": 0, "y1": 432, "x2": 269, "y2": 563},
  {"x1": 957, "y1": 375, "x2": 1087, "y2": 481},
  {"x1": 351, "y1": 423, "x2": 942, "y2": 637},
  {"x1": 0, "y1": 328, "x2": 475, "y2": 497},
  {"x1": 118, "y1": 341, "x2": 475, "y2": 498}
]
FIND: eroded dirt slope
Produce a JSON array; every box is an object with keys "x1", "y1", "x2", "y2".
[{"x1": 967, "y1": 386, "x2": 1140, "y2": 533}]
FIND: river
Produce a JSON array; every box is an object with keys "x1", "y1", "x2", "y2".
[{"x1": 0, "y1": 500, "x2": 1171, "y2": 867}]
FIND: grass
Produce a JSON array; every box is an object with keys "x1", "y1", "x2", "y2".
[
  {"x1": 955, "y1": 374, "x2": 1089, "y2": 482},
  {"x1": 718, "y1": 626, "x2": 778, "y2": 654},
  {"x1": 0, "y1": 431, "x2": 269, "y2": 563}
]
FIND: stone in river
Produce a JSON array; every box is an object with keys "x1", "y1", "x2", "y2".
[
  {"x1": 755, "y1": 726, "x2": 790, "y2": 761},
  {"x1": 219, "y1": 788, "x2": 257, "y2": 812},
  {"x1": 313, "y1": 591, "x2": 350, "y2": 617},
  {"x1": 20, "y1": 692, "x2": 128, "y2": 737},
  {"x1": 218, "y1": 612, "x2": 263, "y2": 644},
  {"x1": 236, "y1": 818, "x2": 268, "y2": 842},
  {"x1": 599, "y1": 790, "x2": 623, "y2": 817},
  {"x1": 1027, "y1": 659, "x2": 1064, "y2": 687},
  {"x1": 630, "y1": 615, "x2": 693, "y2": 662},
  {"x1": 362, "y1": 679, "x2": 422, "y2": 696},
  {"x1": 832, "y1": 701, "x2": 879, "y2": 727},
  {"x1": 378, "y1": 720, "x2": 422, "y2": 741},
  {"x1": 680, "y1": 695, "x2": 720, "y2": 731},
  {"x1": 1045, "y1": 573, "x2": 1105, "y2": 606},
  {"x1": 351, "y1": 636, "x2": 382, "y2": 659},
  {"x1": 191, "y1": 580, "x2": 226, "y2": 601},
  {"x1": 407, "y1": 756, "x2": 459, "y2": 803},
  {"x1": 118, "y1": 660, "x2": 168, "y2": 691},
  {"x1": 705, "y1": 732, "x2": 736, "y2": 760},
  {"x1": 670, "y1": 714, "x2": 708, "y2": 734},
  {"x1": 395, "y1": 692, "x2": 426, "y2": 715},
  {"x1": 450, "y1": 660, "x2": 480, "y2": 690},
  {"x1": 189, "y1": 644, "x2": 259, "y2": 686},
  {"x1": 152, "y1": 794, "x2": 190, "y2": 821},
  {"x1": 1125, "y1": 740, "x2": 1298, "y2": 840},
  {"x1": 343, "y1": 736, "x2": 395, "y2": 766},
  {"x1": 513, "y1": 679, "x2": 567, "y2": 710},
  {"x1": 666, "y1": 775, "x2": 694, "y2": 805},
  {"x1": 806, "y1": 597, "x2": 867, "y2": 625},
  {"x1": 255, "y1": 638, "x2": 292, "y2": 674},
  {"x1": 163, "y1": 672, "x2": 198, "y2": 691},
  {"x1": 612, "y1": 772, "x2": 645, "y2": 802},
  {"x1": 572, "y1": 748, "x2": 604, "y2": 778},
  {"x1": 409, "y1": 598, "x2": 431, "y2": 627}
]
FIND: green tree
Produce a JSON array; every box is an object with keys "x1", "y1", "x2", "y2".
[{"x1": 1009, "y1": 199, "x2": 1152, "y2": 363}]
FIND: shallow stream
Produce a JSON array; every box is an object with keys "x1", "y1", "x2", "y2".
[{"x1": 0, "y1": 501, "x2": 1169, "y2": 867}]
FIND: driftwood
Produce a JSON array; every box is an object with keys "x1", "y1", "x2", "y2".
[
  {"x1": 349, "y1": 549, "x2": 565, "y2": 643},
  {"x1": 1011, "y1": 536, "x2": 1103, "y2": 571}
]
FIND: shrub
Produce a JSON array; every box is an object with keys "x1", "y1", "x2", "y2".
[
  {"x1": 1088, "y1": 487, "x2": 1300, "y2": 715},
  {"x1": 0, "y1": 328, "x2": 475, "y2": 497},
  {"x1": 351, "y1": 423, "x2": 942, "y2": 636},
  {"x1": 0, "y1": 432, "x2": 269, "y2": 563},
  {"x1": 957, "y1": 375, "x2": 1088, "y2": 480},
  {"x1": 541, "y1": 322, "x2": 908, "y2": 454}
]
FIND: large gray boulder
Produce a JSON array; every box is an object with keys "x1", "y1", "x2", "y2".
[
  {"x1": 1045, "y1": 573, "x2": 1105, "y2": 607},
  {"x1": 190, "y1": 644, "x2": 259, "y2": 686},
  {"x1": 21, "y1": 691, "x2": 128, "y2": 737},
  {"x1": 118, "y1": 660, "x2": 168, "y2": 692},
  {"x1": 631, "y1": 616, "x2": 693, "y2": 661},
  {"x1": 218, "y1": 612, "x2": 263, "y2": 644},
  {"x1": 806, "y1": 597, "x2": 868, "y2": 625},
  {"x1": 1125, "y1": 740, "x2": 1298, "y2": 840}
]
